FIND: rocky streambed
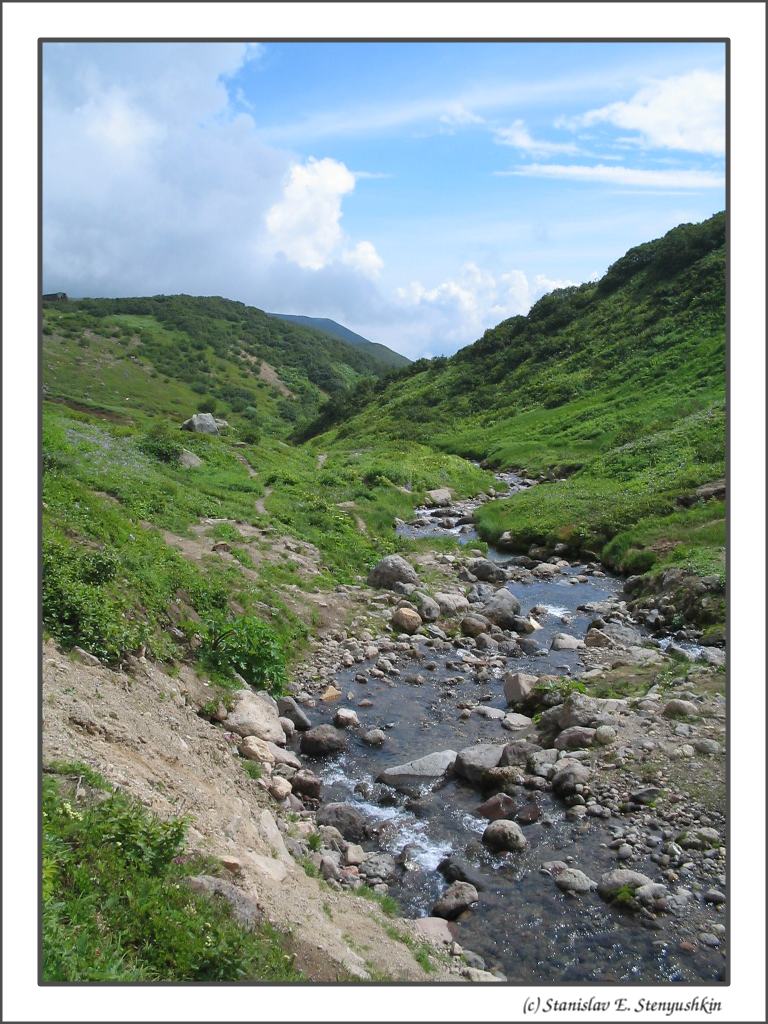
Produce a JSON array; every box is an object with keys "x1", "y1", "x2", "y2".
[{"x1": 229, "y1": 478, "x2": 727, "y2": 984}]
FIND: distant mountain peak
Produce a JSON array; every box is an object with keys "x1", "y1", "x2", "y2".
[{"x1": 268, "y1": 313, "x2": 410, "y2": 369}]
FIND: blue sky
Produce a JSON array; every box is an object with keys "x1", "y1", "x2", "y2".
[{"x1": 43, "y1": 41, "x2": 725, "y2": 357}]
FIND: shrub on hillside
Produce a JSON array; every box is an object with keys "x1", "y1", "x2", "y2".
[{"x1": 199, "y1": 614, "x2": 286, "y2": 695}]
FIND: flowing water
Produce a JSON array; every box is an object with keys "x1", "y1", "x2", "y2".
[{"x1": 298, "y1": 478, "x2": 725, "y2": 983}]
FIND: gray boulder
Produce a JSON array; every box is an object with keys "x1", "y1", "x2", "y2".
[
  {"x1": 432, "y1": 881, "x2": 479, "y2": 920},
  {"x1": 368, "y1": 555, "x2": 419, "y2": 589},
  {"x1": 377, "y1": 750, "x2": 457, "y2": 792},
  {"x1": 180, "y1": 412, "x2": 219, "y2": 435},
  {"x1": 503, "y1": 671, "x2": 538, "y2": 705},
  {"x1": 482, "y1": 819, "x2": 527, "y2": 852},
  {"x1": 454, "y1": 743, "x2": 507, "y2": 786},
  {"x1": 597, "y1": 869, "x2": 653, "y2": 900},
  {"x1": 299, "y1": 724, "x2": 348, "y2": 756},
  {"x1": 315, "y1": 803, "x2": 369, "y2": 842},
  {"x1": 481, "y1": 588, "x2": 522, "y2": 628},
  {"x1": 277, "y1": 696, "x2": 311, "y2": 731},
  {"x1": 178, "y1": 448, "x2": 203, "y2": 468}
]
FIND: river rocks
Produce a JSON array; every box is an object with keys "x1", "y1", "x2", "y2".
[
  {"x1": 412, "y1": 917, "x2": 457, "y2": 947},
  {"x1": 359, "y1": 851, "x2": 397, "y2": 884},
  {"x1": 461, "y1": 614, "x2": 490, "y2": 637},
  {"x1": 224, "y1": 691, "x2": 285, "y2": 745},
  {"x1": 300, "y1": 724, "x2": 348, "y2": 756},
  {"x1": 377, "y1": 750, "x2": 457, "y2": 791},
  {"x1": 515, "y1": 800, "x2": 542, "y2": 825},
  {"x1": 362, "y1": 728, "x2": 387, "y2": 747},
  {"x1": 438, "y1": 857, "x2": 487, "y2": 890},
  {"x1": 551, "y1": 632, "x2": 585, "y2": 651},
  {"x1": 432, "y1": 881, "x2": 479, "y2": 919},
  {"x1": 476, "y1": 793, "x2": 516, "y2": 820},
  {"x1": 391, "y1": 607, "x2": 423, "y2": 634},
  {"x1": 663, "y1": 699, "x2": 698, "y2": 718},
  {"x1": 466, "y1": 558, "x2": 505, "y2": 583},
  {"x1": 503, "y1": 671, "x2": 538, "y2": 705},
  {"x1": 594, "y1": 725, "x2": 617, "y2": 746},
  {"x1": 180, "y1": 412, "x2": 219, "y2": 434},
  {"x1": 480, "y1": 588, "x2": 522, "y2": 628},
  {"x1": 453, "y1": 743, "x2": 506, "y2": 786},
  {"x1": 268, "y1": 776, "x2": 292, "y2": 801},
  {"x1": 585, "y1": 628, "x2": 613, "y2": 648},
  {"x1": 291, "y1": 768, "x2": 322, "y2": 799},
  {"x1": 597, "y1": 869, "x2": 653, "y2": 901},
  {"x1": 499, "y1": 739, "x2": 541, "y2": 767},
  {"x1": 503, "y1": 712, "x2": 534, "y2": 730},
  {"x1": 239, "y1": 735, "x2": 277, "y2": 764},
  {"x1": 320, "y1": 685, "x2": 342, "y2": 702},
  {"x1": 554, "y1": 726, "x2": 596, "y2": 750},
  {"x1": 368, "y1": 554, "x2": 420, "y2": 590},
  {"x1": 482, "y1": 819, "x2": 527, "y2": 852},
  {"x1": 334, "y1": 707, "x2": 360, "y2": 728},
  {"x1": 426, "y1": 487, "x2": 453, "y2": 507},
  {"x1": 554, "y1": 868, "x2": 597, "y2": 894},
  {"x1": 434, "y1": 592, "x2": 470, "y2": 616},
  {"x1": 412, "y1": 592, "x2": 441, "y2": 622},
  {"x1": 315, "y1": 803, "x2": 369, "y2": 842},
  {"x1": 551, "y1": 760, "x2": 591, "y2": 796},
  {"x1": 277, "y1": 696, "x2": 311, "y2": 731}
]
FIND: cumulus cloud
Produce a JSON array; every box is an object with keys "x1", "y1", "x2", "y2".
[
  {"x1": 497, "y1": 163, "x2": 724, "y2": 190},
  {"x1": 265, "y1": 157, "x2": 356, "y2": 270},
  {"x1": 341, "y1": 240, "x2": 384, "y2": 279},
  {"x1": 391, "y1": 262, "x2": 575, "y2": 355},
  {"x1": 559, "y1": 70, "x2": 725, "y2": 155},
  {"x1": 493, "y1": 119, "x2": 580, "y2": 156},
  {"x1": 43, "y1": 43, "x2": 384, "y2": 309}
]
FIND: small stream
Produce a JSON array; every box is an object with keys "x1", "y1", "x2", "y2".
[{"x1": 299, "y1": 477, "x2": 725, "y2": 983}]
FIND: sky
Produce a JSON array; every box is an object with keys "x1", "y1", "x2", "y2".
[{"x1": 43, "y1": 41, "x2": 725, "y2": 359}]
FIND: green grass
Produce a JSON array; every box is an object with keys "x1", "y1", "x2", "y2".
[
  {"x1": 42, "y1": 765, "x2": 301, "y2": 982},
  {"x1": 384, "y1": 925, "x2": 435, "y2": 973},
  {"x1": 356, "y1": 885, "x2": 400, "y2": 917}
]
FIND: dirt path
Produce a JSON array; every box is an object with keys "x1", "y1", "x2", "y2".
[
  {"x1": 255, "y1": 486, "x2": 273, "y2": 515},
  {"x1": 316, "y1": 452, "x2": 327, "y2": 468}
]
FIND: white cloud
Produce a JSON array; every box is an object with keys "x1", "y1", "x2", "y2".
[
  {"x1": 559, "y1": 70, "x2": 724, "y2": 155},
  {"x1": 393, "y1": 262, "x2": 573, "y2": 354},
  {"x1": 341, "y1": 240, "x2": 384, "y2": 279},
  {"x1": 493, "y1": 119, "x2": 580, "y2": 156},
  {"x1": 497, "y1": 163, "x2": 724, "y2": 190},
  {"x1": 265, "y1": 157, "x2": 356, "y2": 270},
  {"x1": 439, "y1": 103, "x2": 485, "y2": 128}
]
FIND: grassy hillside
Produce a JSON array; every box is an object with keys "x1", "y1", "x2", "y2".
[
  {"x1": 269, "y1": 312, "x2": 410, "y2": 369},
  {"x1": 43, "y1": 294, "x2": 401, "y2": 437},
  {"x1": 310, "y1": 214, "x2": 726, "y2": 586}
]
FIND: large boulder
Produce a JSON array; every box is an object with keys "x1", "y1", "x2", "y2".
[
  {"x1": 224, "y1": 690, "x2": 285, "y2": 745},
  {"x1": 411, "y1": 592, "x2": 441, "y2": 622},
  {"x1": 377, "y1": 750, "x2": 457, "y2": 792},
  {"x1": 180, "y1": 412, "x2": 219, "y2": 435},
  {"x1": 299, "y1": 724, "x2": 348, "y2": 756},
  {"x1": 554, "y1": 726, "x2": 595, "y2": 751},
  {"x1": 432, "y1": 881, "x2": 478, "y2": 920},
  {"x1": 499, "y1": 739, "x2": 542, "y2": 767},
  {"x1": 551, "y1": 633, "x2": 585, "y2": 651},
  {"x1": 466, "y1": 558, "x2": 505, "y2": 583},
  {"x1": 482, "y1": 819, "x2": 527, "y2": 852},
  {"x1": 597, "y1": 869, "x2": 653, "y2": 900},
  {"x1": 178, "y1": 448, "x2": 203, "y2": 468},
  {"x1": 503, "y1": 672, "x2": 538, "y2": 706},
  {"x1": 551, "y1": 760, "x2": 591, "y2": 796},
  {"x1": 453, "y1": 744, "x2": 507, "y2": 786},
  {"x1": 315, "y1": 803, "x2": 369, "y2": 843},
  {"x1": 391, "y1": 607, "x2": 423, "y2": 634},
  {"x1": 434, "y1": 592, "x2": 470, "y2": 616},
  {"x1": 475, "y1": 793, "x2": 516, "y2": 821},
  {"x1": 481, "y1": 588, "x2": 522, "y2": 628},
  {"x1": 277, "y1": 696, "x2": 311, "y2": 731},
  {"x1": 425, "y1": 487, "x2": 453, "y2": 507},
  {"x1": 368, "y1": 555, "x2": 419, "y2": 590},
  {"x1": 461, "y1": 614, "x2": 491, "y2": 638}
]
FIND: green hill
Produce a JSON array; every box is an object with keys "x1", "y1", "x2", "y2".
[
  {"x1": 309, "y1": 213, "x2": 726, "y2": 595},
  {"x1": 268, "y1": 313, "x2": 410, "y2": 369},
  {"x1": 42, "y1": 293, "x2": 401, "y2": 436}
]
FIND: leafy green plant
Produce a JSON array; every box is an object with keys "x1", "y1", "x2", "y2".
[
  {"x1": 242, "y1": 761, "x2": 262, "y2": 781},
  {"x1": 42, "y1": 771, "x2": 301, "y2": 982},
  {"x1": 199, "y1": 614, "x2": 286, "y2": 695}
]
